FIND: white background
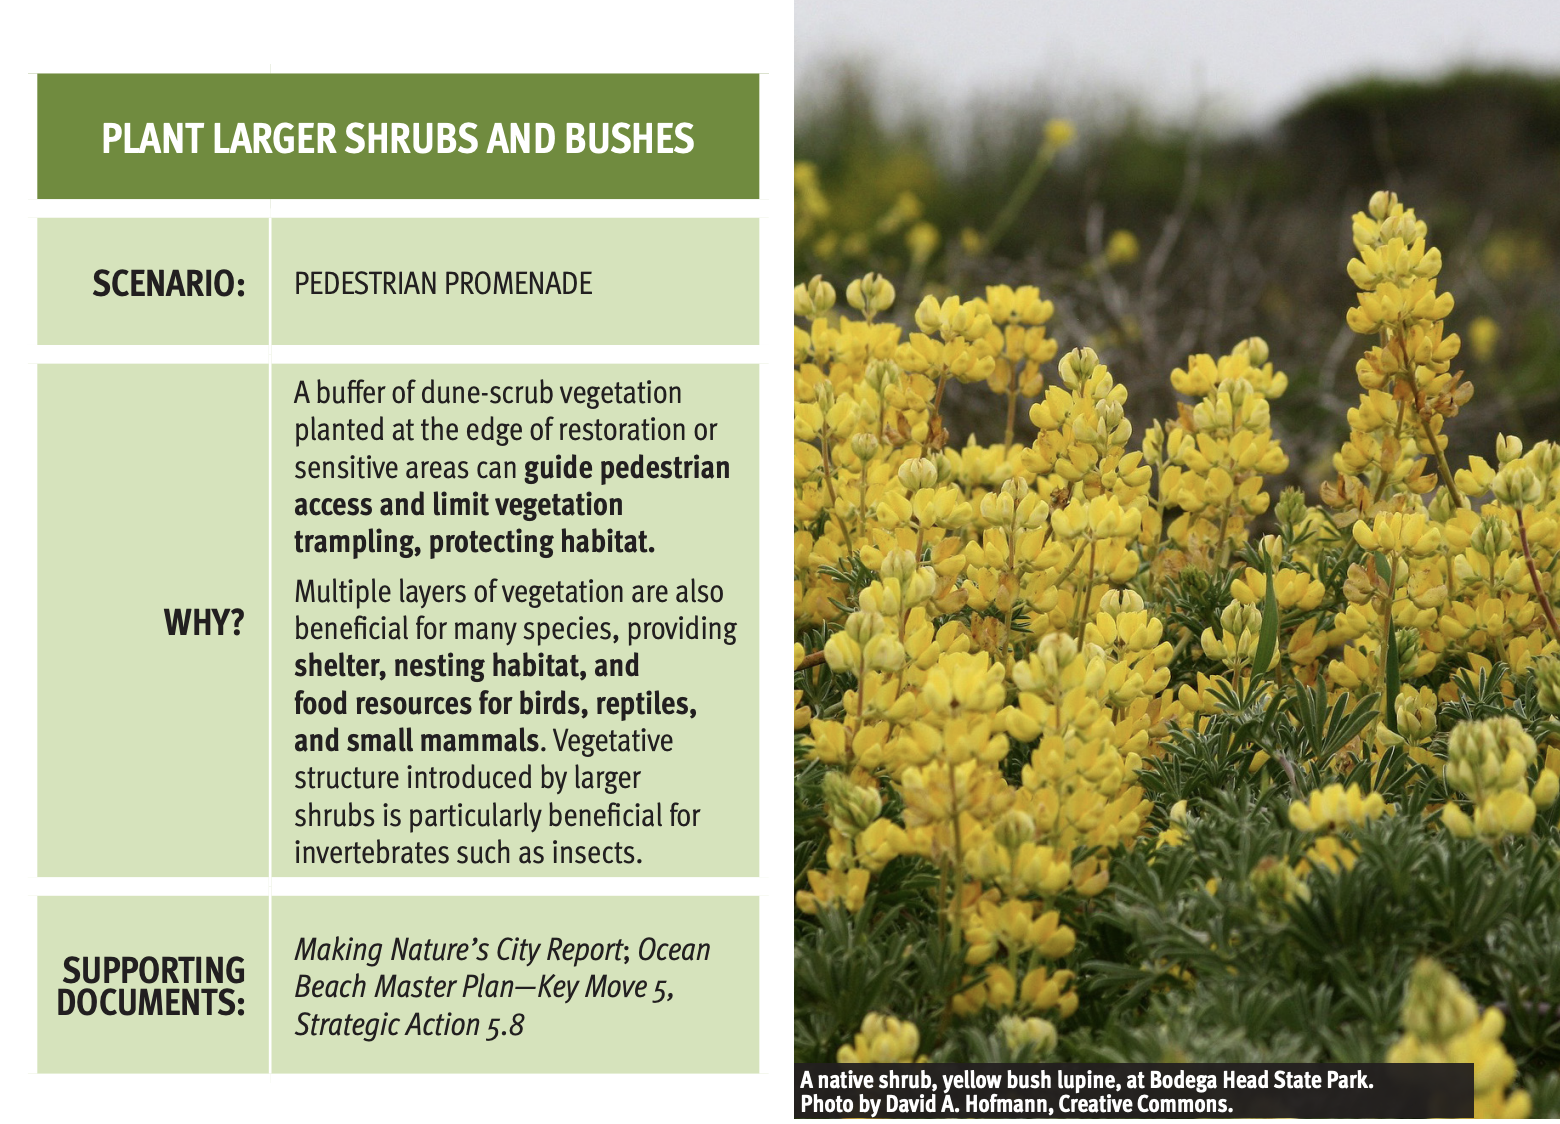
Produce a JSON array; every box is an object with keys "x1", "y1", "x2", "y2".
[{"x1": 1, "y1": 2, "x2": 796, "y2": 1120}]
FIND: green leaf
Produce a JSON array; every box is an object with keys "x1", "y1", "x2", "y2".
[{"x1": 1252, "y1": 552, "x2": 1280, "y2": 675}]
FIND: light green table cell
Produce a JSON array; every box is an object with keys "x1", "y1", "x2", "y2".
[
  {"x1": 272, "y1": 896, "x2": 755, "y2": 1072},
  {"x1": 39, "y1": 366, "x2": 269, "y2": 876},
  {"x1": 38, "y1": 219, "x2": 268, "y2": 344},
  {"x1": 39, "y1": 897, "x2": 269, "y2": 1073},
  {"x1": 274, "y1": 365, "x2": 757, "y2": 877},
  {"x1": 272, "y1": 218, "x2": 757, "y2": 344}
]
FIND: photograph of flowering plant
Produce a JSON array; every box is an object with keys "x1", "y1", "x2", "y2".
[{"x1": 792, "y1": 3, "x2": 1560, "y2": 1114}]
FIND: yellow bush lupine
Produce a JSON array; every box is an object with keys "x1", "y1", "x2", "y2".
[{"x1": 795, "y1": 189, "x2": 1560, "y2": 1066}]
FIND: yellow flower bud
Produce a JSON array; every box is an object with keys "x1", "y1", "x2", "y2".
[
  {"x1": 897, "y1": 457, "x2": 939, "y2": 492},
  {"x1": 1492, "y1": 465, "x2": 1542, "y2": 507},
  {"x1": 849, "y1": 431, "x2": 880, "y2": 462},
  {"x1": 821, "y1": 771, "x2": 882, "y2": 838},
  {"x1": 846, "y1": 272, "x2": 896, "y2": 315},
  {"x1": 794, "y1": 275, "x2": 835, "y2": 319}
]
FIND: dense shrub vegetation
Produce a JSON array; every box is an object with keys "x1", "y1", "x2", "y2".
[{"x1": 793, "y1": 187, "x2": 1560, "y2": 1117}]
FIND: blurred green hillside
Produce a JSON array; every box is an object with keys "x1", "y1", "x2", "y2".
[{"x1": 795, "y1": 70, "x2": 1560, "y2": 490}]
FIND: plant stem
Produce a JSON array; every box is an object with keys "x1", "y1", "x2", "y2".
[
  {"x1": 1052, "y1": 539, "x2": 1089, "y2": 588},
  {"x1": 1517, "y1": 506, "x2": 1560, "y2": 643},
  {"x1": 1003, "y1": 517, "x2": 1021, "y2": 673},
  {"x1": 931, "y1": 372, "x2": 950, "y2": 444},
  {"x1": 1074, "y1": 539, "x2": 1098, "y2": 644},
  {"x1": 1372, "y1": 399, "x2": 1407, "y2": 503},
  {"x1": 1213, "y1": 507, "x2": 1232, "y2": 568},
  {"x1": 1418, "y1": 409, "x2": 1464, "y2": 510},
  {"x1": 816, "y1": 430, "x2": 854, "y2": 547},
  {"x1": 983, "y1": 142, "x2": 1057, "y2": 250},
  {"x1": 947, "y1": 758, "x2": 965, "y2": 944},
  {"x1": 857, "y1": 456, "x2": 870, "y2": 541}
]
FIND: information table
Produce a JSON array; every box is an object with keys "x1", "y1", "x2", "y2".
[{"x1": 34, "y1": 73, "x2": 759, "y2": 1074}]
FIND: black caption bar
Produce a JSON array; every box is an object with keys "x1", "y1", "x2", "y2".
[{"x1": 795, "y1": 1063, "x2": 1471, "y2": 1119}]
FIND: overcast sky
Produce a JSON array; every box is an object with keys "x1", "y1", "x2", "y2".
[{"x1": 797, "y1": 0, "x2": 1560, "y2": 130}]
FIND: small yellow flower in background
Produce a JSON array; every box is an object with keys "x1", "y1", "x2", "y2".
[
  {"x1": 1105, "y1": 229, "x2": 1140, "y2": 266},
  {"x1": 905, "y1": 221, "x2": 940, "y2": 265},
  {"x1": 794, "y1": 161, "x2": 831, "y2": 244},
  {"x1": 1468, "y1": 315, "x2": 1500, "y2": 362},
  {"x1": 875, "y1": 191, "x2": 923, "y2": 237},
  {"x1": 1043, "y1": 118, "x2": 1077, "y2": 151}
]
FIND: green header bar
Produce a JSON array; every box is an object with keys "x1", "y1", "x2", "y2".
[{"x1": 37, "y1": 74, "x2": 758, "y2": 199}]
